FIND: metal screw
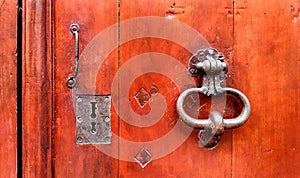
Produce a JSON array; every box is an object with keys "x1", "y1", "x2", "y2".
[
  {"x1": 70, "y1": 24, "x2": 80, "y2": 33},
  {"x1": 104, "y1": 117, "x2": 110, "y2": 123},
  {"x1": 66, "y1": 77, "x2": 76, "y2": 88},
  {"x1": 104, "y1": 96, "x2": 110, "y2": 103},
  {"x1": 105, "y1": 137, "x2": 111, "y2": 143},
  {"x1": 76, "y1": 136, "x2": 83, "y2": 143},
  {"x1": 77, "y1": 117, "x2": 83, "y2": 123},
  {"x1": 76, "y1": 97, "x2": 82, "y2": 103},
  {"x1": 149, "y1": 85, "x2": 159, "y2": 96}
]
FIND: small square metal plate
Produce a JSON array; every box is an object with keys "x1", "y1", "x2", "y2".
[
  {"x1": 76, "y1": 95, "x2": 112, "y2": 144},
  {"x1": 134, "y1": 147, "x2": 152, "y2": 168}
]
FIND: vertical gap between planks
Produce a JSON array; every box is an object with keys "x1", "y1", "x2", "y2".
[
  {"x1": 117, "y1": 0, "x2": 121, "y2": 177},
  {"x1": 16, "y1": 0, "x2": 23, "y2": 177},
  {"x1": 231, "y1": 0, "x2": 236, "y2": 83},
  {"x1": 231, "y1": 0, "x2": 235, "y2": 178},
  {"x1": 50, "y1": 0, "x2": 55, "y2": 177}
]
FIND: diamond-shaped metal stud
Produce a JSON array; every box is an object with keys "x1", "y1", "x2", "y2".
[
  {"x1": 134, "y1": 87, "x2": 151, "y2": 108},
  {"x1": 134, "y1": 147, "x2": 152, "y2": 168}
]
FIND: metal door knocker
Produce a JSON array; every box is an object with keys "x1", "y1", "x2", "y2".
[{"x1": 176, "y1": 48, "x2": 250, "y2": 149}]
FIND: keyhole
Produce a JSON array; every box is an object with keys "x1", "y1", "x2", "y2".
[
  {"x1": 90, "y1": 102, "x2": 97, "y2": 119},
  {"x1": 90, "y1": 122, "x2": 97, "y2": 134}
]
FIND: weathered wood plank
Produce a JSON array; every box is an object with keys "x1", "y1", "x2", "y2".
[
  {"x1": 119, "y1": 0, "x2": 234, "y2": 177},
  {"x1": 233, "y1": 0, "x2": 300, "y2": 177},
  {"x1": 0, "y1": 0, "x2": 17, "y2": 177},
  {"x1": 22, "y1": 0, "x2": 53, "y2": 177},
  {"x1": 53, "y1": 1, "x2": 119, "y2": 177}
]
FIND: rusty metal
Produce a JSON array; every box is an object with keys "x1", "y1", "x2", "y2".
[
  {"x1": 176, "y1": 47, "x2": 251, "y2": 149},
  {"x1": 134, "y1": 87, "x2": 151, "y2": 108},
  {"x1": 67, "y1": 23, "x2": 80, "y2": 88},
  {"x1": 134, "y1": 147, "x2": 152, "y2": 169},
  {"x1": 188, "y1": 48, "x2": 227, "y2": 95},
  {"x1": 176, "y1": 87, "x2": 250, "y2": 129},
  {"x1": 198, "y1": 111, "x2": 224, "y2": 149},
  {"x1": 134, "y1": 85, "x2": 159, "y2": 108},
  {"x1": 76, "y1": 95, "x2": 112, "y2": 144}
]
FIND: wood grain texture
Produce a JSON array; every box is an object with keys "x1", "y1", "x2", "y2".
[
  {"x1": 22, "y1": 0, "x2": 53, "y2": 177},
  {"x1": 53, "y1": 1, "x2": 119, "y2": 177},
  {"x1": 49, "y1": 0, "x2": 300, "y2": 177},
  {"x1": 233, "y1": 0, "x2": 300, "y2": 177},
  {"x1": 0, "y1": 0, "x2": 17, "y2": 177},
  {"x1": 119, "y1": 0, "x2": 234, "y2": 177}
]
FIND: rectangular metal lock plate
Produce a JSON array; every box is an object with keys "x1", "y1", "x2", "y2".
[{"x1": 76, "y1": 95, "x2": 112, "y2": 144}]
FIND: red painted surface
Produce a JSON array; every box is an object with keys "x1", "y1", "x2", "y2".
[
  {"x1": 0, "y1": 0, "x2": 17, "y2": 177},
  {"x1": 16, "y1": 0, "x2": 300, "y2": 177}
]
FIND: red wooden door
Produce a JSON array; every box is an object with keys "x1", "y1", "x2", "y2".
[
  {"x1": 21, "y1": 0, "x2": 300, "y2": 177},
  {"x1": 53, "y1": 0, "x2": 233, "y2": 177}
]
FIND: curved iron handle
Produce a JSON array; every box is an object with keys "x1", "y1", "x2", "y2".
[
  {"x1": 176, "y1": 87, "x2": 251, "y2": 129},
  {"x1": 66, "y1": 24, "x2": 80, "y2": 88},
  {"x1": 176, "y1": 47, "x2": 251, "y2": 149}
]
